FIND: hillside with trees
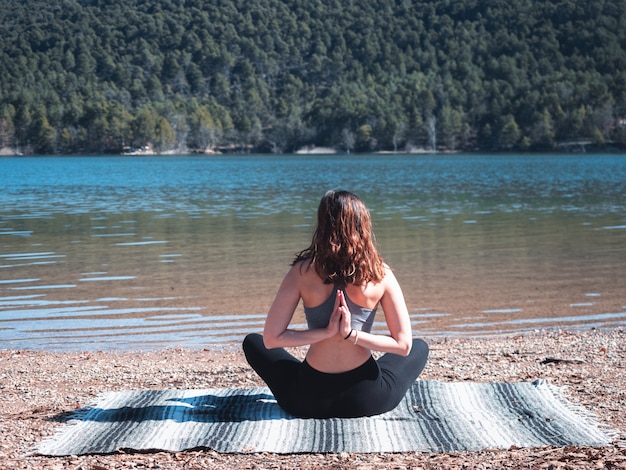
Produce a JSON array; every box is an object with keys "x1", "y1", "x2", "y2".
[{"x1": 1, "y1": 0, "x2": 625, "y2": 154}]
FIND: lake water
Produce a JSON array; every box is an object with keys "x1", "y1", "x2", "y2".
[{"x1": 1, "y1": 153, "x2": 625, "y2": 351}]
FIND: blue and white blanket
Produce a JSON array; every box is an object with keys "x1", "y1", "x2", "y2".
[{"x1": 37, "y1": 379, "x2": 616, "y2": 455}]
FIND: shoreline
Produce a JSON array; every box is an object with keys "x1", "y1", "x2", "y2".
[
  {"x1": 1, "y1": 329, "x2": 624, "y2": 469},
  {"x1": 4, "y1": 325, "x2": 624, "y2": 355}
]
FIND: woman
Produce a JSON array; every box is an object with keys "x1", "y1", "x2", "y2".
[{"x1": 243, "y1": 190, "x2": 428, "y2": 418}]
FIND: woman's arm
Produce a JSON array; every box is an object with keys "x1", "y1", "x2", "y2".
[
  {"x1": 346, "y1": 269, "x2": 413, "y2": 356},
  {"x1": 262, "y1": 266, "x2": 344, "y2": 349}
]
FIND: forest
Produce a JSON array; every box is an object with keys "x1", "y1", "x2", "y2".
[{"x1": 1, "y1": 0, "x2": 626, "y2": 155}]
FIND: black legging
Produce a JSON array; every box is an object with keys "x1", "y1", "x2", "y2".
[{"x1": 242, "y1": 333, "x2": 429, "y2": 418}]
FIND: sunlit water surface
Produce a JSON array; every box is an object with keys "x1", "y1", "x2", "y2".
[{"x1": 1, "y1": 154, "x2": 625, "y2": 351}]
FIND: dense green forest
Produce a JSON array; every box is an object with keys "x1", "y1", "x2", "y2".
[{"x1": 1, "y1": 0, "x2": 625, "y2": 154}]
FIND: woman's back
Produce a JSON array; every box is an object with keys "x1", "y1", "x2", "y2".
[
  {"x1": 297, "y1": 259, "x2": 383, "y2": 311},
  {"x1": 295, "y1": 259, "x2": 389, "y2": 373}
]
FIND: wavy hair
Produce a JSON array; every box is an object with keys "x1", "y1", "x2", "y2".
[{"x1": 293, "y1": 190, "x2": 385, "y2": 284}]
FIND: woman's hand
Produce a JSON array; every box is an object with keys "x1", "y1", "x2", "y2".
[{"x1": 327, "y1": 290, "x2": 352, "y2": 339}]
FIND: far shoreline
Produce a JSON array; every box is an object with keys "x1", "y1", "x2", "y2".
[{"x1": 3, "y1": 142, "x2": 626, "y2": 157}]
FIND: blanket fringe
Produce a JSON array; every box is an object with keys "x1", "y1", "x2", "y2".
[{"x1": 535, "y1": 379, "x2": 622, "y2": 443}]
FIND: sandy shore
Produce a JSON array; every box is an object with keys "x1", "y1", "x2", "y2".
[{"x1": 1, "y1": 329, "x2": 624, "y2": 469}]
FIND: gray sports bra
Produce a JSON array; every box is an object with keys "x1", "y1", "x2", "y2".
[{"x1": 304, "y1": 284, "x2": 377, "y2": 332}]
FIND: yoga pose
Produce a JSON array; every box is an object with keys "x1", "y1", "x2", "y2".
[{"x1": 243, "y1": 190, "x2": 429, "y2": 418}]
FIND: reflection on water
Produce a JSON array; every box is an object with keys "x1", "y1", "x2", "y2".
[{"x1": 1, "y1": 154, "x2": 626, "y2": 351}]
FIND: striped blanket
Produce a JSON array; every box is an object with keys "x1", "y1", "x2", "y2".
[{"x1": 37, "y1": 380, "x2": 615, "y2": 456}]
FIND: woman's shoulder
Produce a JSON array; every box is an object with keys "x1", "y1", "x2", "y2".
[
  {"x1": 380, "y1": 263, "x2": 395, "y2": 279},
  {"x1": 379, "y1": 264, "x2": 401, "y2": 289},
  {"x1": 291, "y1": 258, "x2": 314, "y2": 273},
  {"x1": 287, "y1": 258, "x2": 319, "y2": 284}
]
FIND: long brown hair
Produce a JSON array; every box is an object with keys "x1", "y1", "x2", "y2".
[{"x1": 293, "y1": 190, "x2": 385, "y2": 284}]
